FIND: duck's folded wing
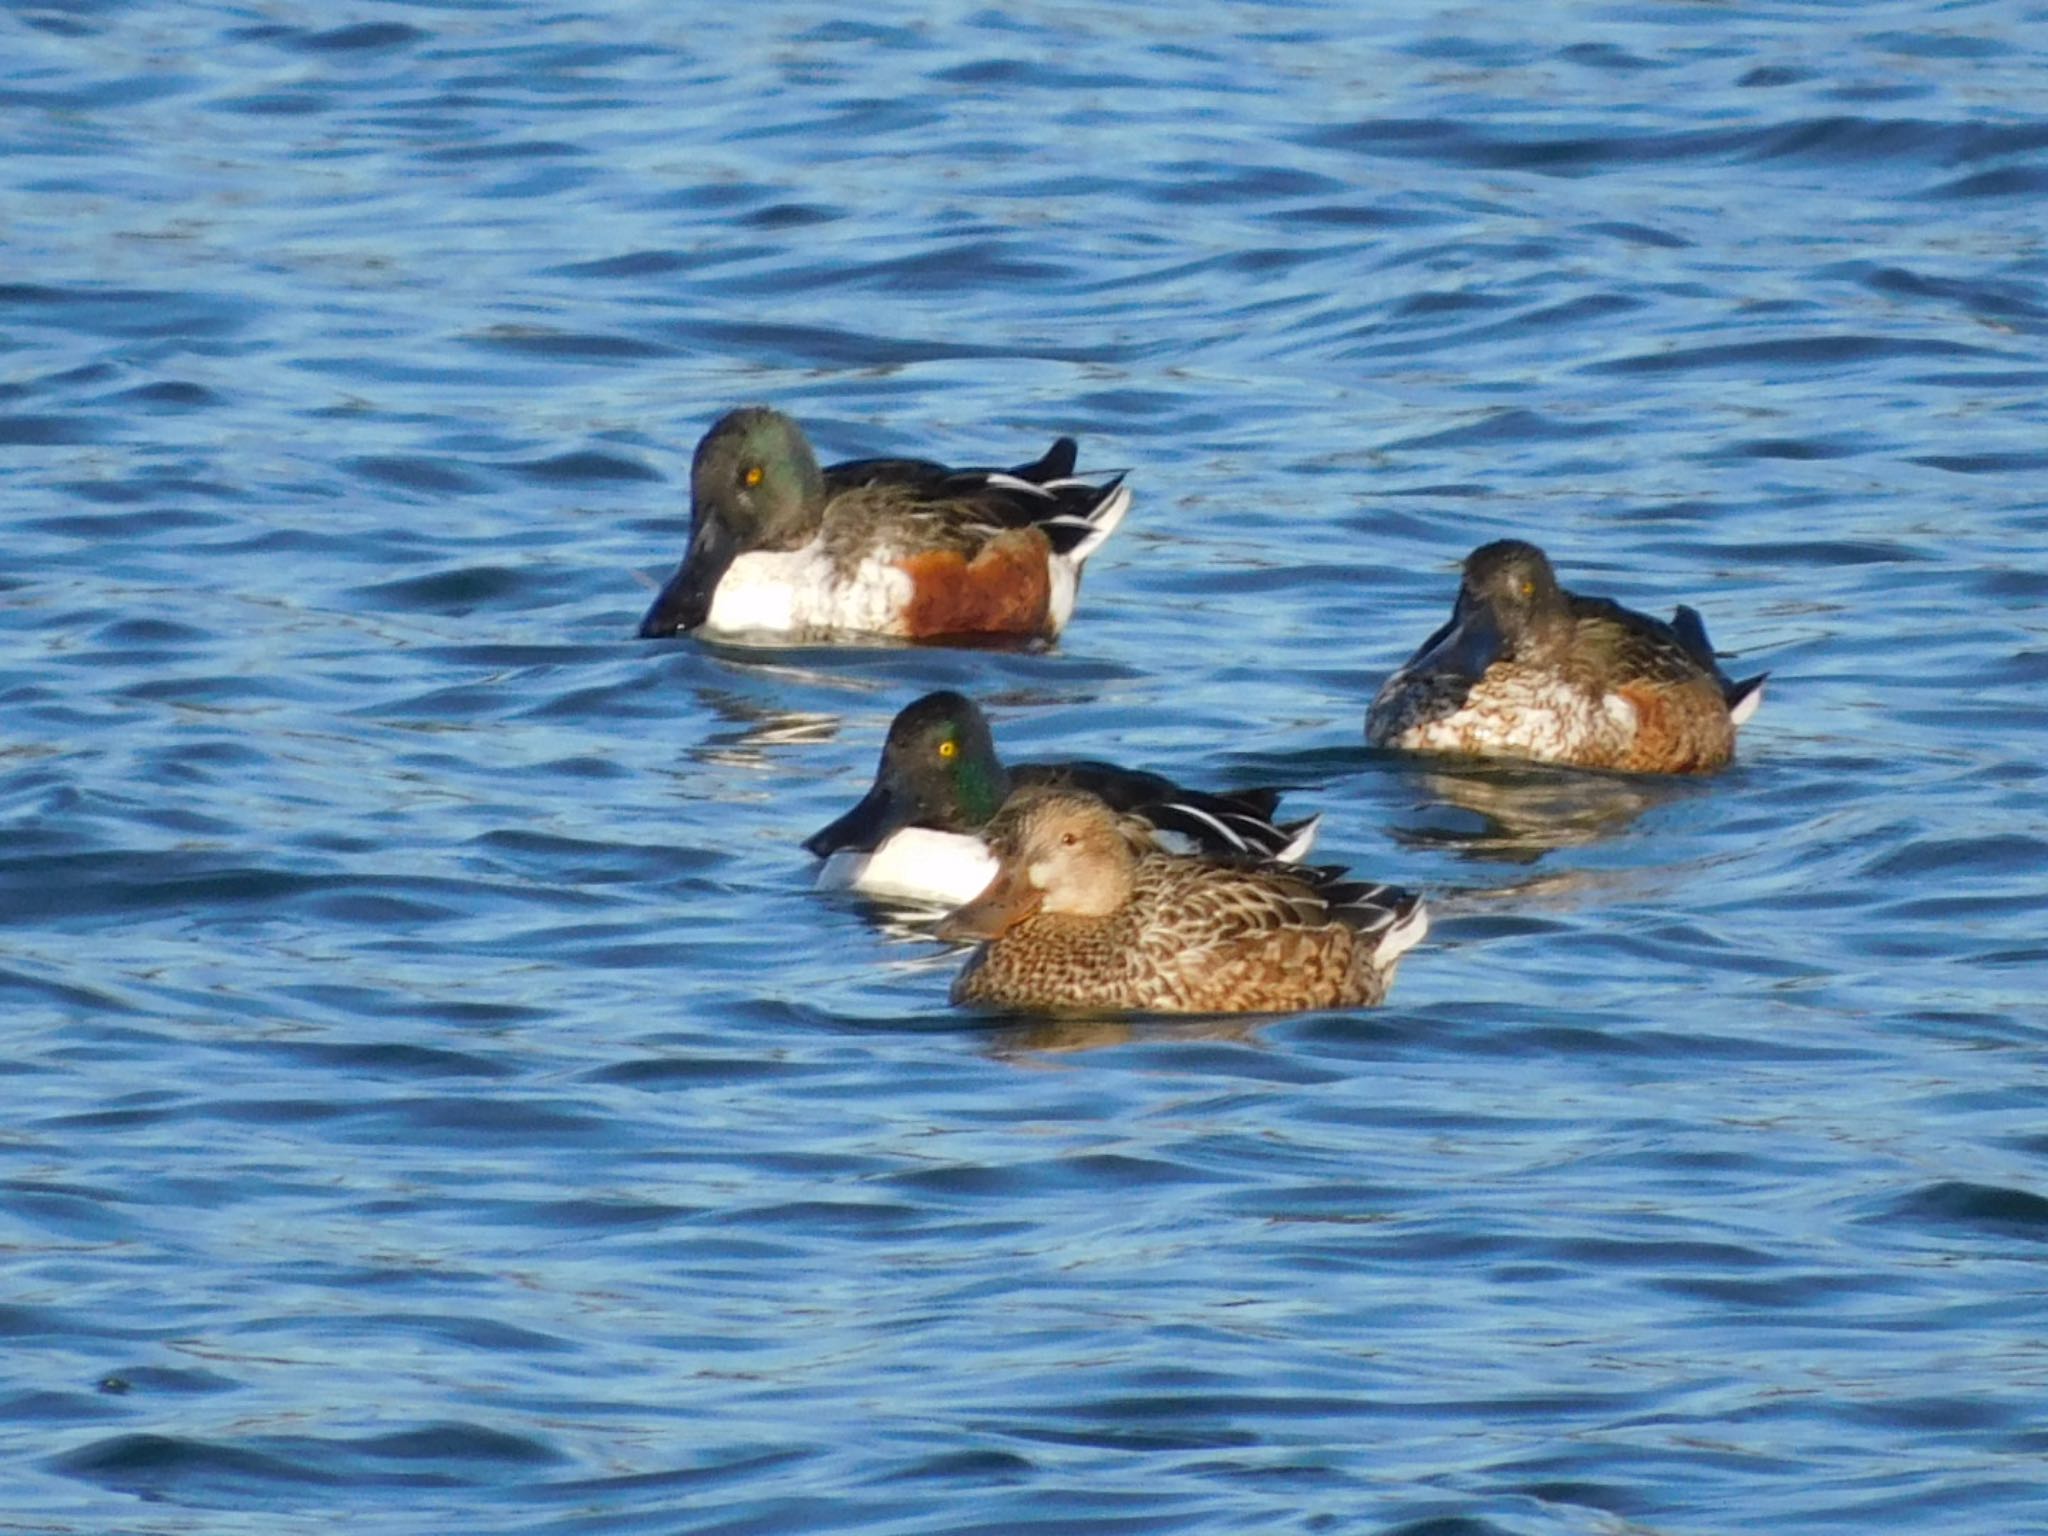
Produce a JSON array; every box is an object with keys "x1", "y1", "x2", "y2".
[
  {"x1": 1148, "y1": 860, "x2": 1348, "y2": 938},
  {"x1": 1570, "y1": 596, "x2": 1716, "y2": 687},
  {"x1": 1670, "y1": 603, "x2": 1767, "y2": 721},
  {"x1": 1018, "y1": 762, "x2": 1303, "y2": 859},
  {"x1": 1140, "y1": 802, "x2": 1319, "y2": 863}
]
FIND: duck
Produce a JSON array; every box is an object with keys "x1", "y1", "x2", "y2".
[
  {"x1": 1366, "y1": 539, "x2": 1765, "y2": 773},
  {"x1": 939, "y1": 789, "x2": 1426, "y2": 1015},
  {"x1": 805, "y1": 691, "x2": 1317, "y2": 907},
  {"x1": 637, "y1": 407, "x2": 1128, "y2": 643}
]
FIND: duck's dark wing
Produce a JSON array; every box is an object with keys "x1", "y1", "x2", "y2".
[
  {"x1": 823, "y1": 438, "x2": 1076, "y2": 496},
  {"x1": 1142, "y1": 804, "x2": 1320, "y2": 862},
  {"x1": 1567, "y1": 594, "x2": 1722, "y2": 688},
  {"x1": 824, "y1": 440, "x2": 1126, "y2": 560},
  {"x1": 1671, "y1": 604, "x2": 1768, "y2": 718},
  {"x1": 1017, "y1": 760, "x2": 1280, "y2": 820},
  {"x1": 1005, "y1": 437, "x2": 1078, "y2": 482},
  {"x1": 1015, "y1": 761, "x2": 1306, "y2": 859},
  {"x1": 1312, "y1": 872, "x2": 1425, "y2": 944}
]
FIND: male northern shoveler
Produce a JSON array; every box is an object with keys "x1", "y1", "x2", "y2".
[
  {"x1": 1366, "y1": 539, "x2": 1766, "y2": 774},
  {"x1": 637, "y1": 407, "x2": 1128, "y2": 642},
  {"x1": 805, "y1": 690, "x2": 1317, "y2": 907},
  {"x1": 938, "y1": 789, "x2": 1426, "y2": 1015}
]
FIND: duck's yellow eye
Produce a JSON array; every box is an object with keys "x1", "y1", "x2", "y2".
[
  {"x1": 938, "y1": 739, "x2": 958, "y2": 760},
  {"x1": 743, "y1": 465, "x2": 763, "y2": 488},
  {"x1": 1520, "y1": 580, "x2": 1534, "y2": 598}
]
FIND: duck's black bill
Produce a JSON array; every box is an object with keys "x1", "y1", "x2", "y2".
[
  {"x1": 802, "y1": 781, "x2": 894, "y2": 859},
  {"x1": 1408, "y1": 598, "x2": 1505, "y2": 680},
  {"x1": 636, "y1": 521, "x2": 735, "y2": 638}
]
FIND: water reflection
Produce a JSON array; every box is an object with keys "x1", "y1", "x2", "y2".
[
  {"x1": 991, "y1": 1013, "x2": 1264, "y2": 1055},
  {"x1": 1385, "y1": 762, "x2": 1679, "y2": 863},
  {"x1": 864, "y1": 904, "x2": 961, "y2": 952},
  {"x1": 682, "y1": 685, "x2": 843, "y2": 770}
]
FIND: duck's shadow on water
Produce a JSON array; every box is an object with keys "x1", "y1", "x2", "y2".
[
  {"x1": 1219, "y1": 743, "x2": 1692, "y2": 865},
  {"x1": 843, "y1": 993, "x2": 1463, "y2": 1059},
  {"x1": 1383, "y1": 762, "x2": 1684, "y2": 864},
  {"x1": 831, "y1": 996, "x2": 1299, "y2": 1057},
  {"x1": 678, "y1": 632, "x2": 1148, "y2": 695},
  {"x1": 983, "y1": 1011, "x2": 1264, "y2": 1056},
  {"x1": 626, "y1": 636, "x2": 1153, "y2": 762}
]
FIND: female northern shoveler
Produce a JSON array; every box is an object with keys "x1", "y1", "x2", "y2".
[
  {"x1": 637, "y1": 407, "x2": 1128, "y2": 642},
  {"x1": 805, "y1": 691, "x2": 1317, "y2": 907},
  {"x1": 938, "y1": 789, "x2": 1425, "y2": 1015},
  {"x1": 1366, "y1": 539, "x2": 1766, "y2": 774}
]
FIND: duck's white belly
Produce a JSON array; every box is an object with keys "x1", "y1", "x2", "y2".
[
  {"x1": 703, "y1": 545, "x2": 914, "y2": 638},
  {"x1": 815, "y1": 827, "x2": 999, "y2": 908}
]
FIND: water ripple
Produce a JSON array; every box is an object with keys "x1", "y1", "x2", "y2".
[{"x1": 3, "y1": 4, "x2": 2046, "y2": 1534}]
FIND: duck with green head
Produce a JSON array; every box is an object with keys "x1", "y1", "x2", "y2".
[
  {"x1": 805, "y1": 691, "x2": 1318, "y2": 908},
  {"x1": 637, "y1": 408, "x2": 1128, "y2": 644}
]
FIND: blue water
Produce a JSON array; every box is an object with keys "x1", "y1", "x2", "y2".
[{"x1": 5, "y1": 3, "x2": 2047, "y2": 1531}]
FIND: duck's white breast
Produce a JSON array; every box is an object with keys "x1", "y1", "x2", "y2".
[
  {"x1": 815, "y1": 827, "x2": 999, "y2": 908},
  {"x1": 703, "y1": 543, "x2": 913, "y2": 637}
]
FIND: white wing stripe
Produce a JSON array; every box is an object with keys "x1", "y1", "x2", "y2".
[{"x1": 980, "y1": 471, "x2": 1056, "y2": 498}]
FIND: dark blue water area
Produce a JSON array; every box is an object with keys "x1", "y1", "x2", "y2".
[{"x1": 4, "y1": 1, "x2": 2047, "y2": 1531}]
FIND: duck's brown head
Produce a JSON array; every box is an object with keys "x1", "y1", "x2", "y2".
[{"x1": 936, "y1": 789, "x2": 1151, "y2": 941}]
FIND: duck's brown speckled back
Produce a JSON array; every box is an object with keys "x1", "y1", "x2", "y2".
[{"x1": 944, "y1": 791, "x2": 1424, "y2": 1016}]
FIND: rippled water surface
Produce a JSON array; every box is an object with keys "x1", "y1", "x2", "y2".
[{"x1": 5, "y1": 2, "x2": 2047, "y2": 1530}]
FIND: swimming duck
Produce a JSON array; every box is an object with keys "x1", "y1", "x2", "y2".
[
  {"x1": 1366, "y1": 539, "x2": 1765, "y2": 773},
  {"x1": 939, "y1": 789, "x2": 1425, "y2": 1015},
  {"x1": 805, "y1": 691, "x2": 1317, "y2": 907},
  {"x1": 637, "y1": 407, "x2": 1128, "y2": 642}
]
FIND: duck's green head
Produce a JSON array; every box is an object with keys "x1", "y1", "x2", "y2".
[
  {"x1": 801, "y1": 691, "x2": 1014, "y2": 858},
  {"x1": 690, "y1": 406, "x2": 829, "y2": 552},
  {"x1": 880, "y1": 691, "x2": 1012, "y2": 831},
  {"x1": 638, "y1": 406, "x2": 832, "y2": 637}
]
